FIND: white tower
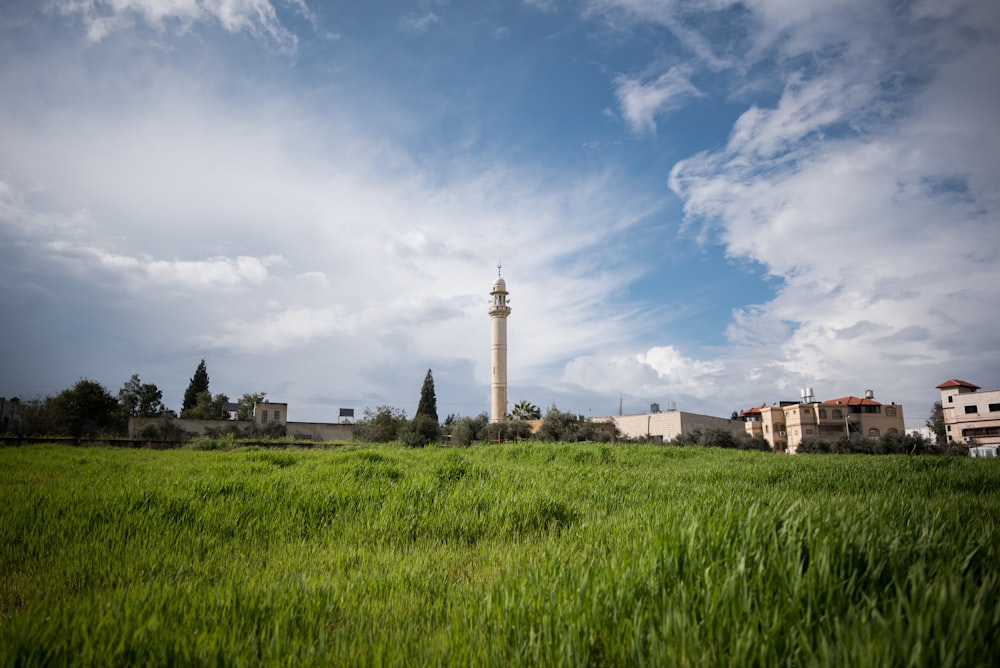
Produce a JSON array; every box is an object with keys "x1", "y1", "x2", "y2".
[{"x1": 489, "y1": 266, "x2": 511, "y2": 423}]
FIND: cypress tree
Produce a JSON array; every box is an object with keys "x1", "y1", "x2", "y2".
[
  {"x1": 416, "y1": 369, "x2": 438, "y2": 423},
  {"x1": 182, "y1": 359, "x2": 210, "y2": 412}
]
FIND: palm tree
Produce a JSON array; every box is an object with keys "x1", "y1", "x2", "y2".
[{"x1": 511, "y1": 400, "x2": 541, "y2": 421}]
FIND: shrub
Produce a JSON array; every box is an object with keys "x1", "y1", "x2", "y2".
[
  {"x1": 485, "y1": 419, "x2": 534, "y2": 443},
  {"x1": 399, "y1": 415, "x2": 441, "y2": 448},
  {"x1": 354, "y1": 405, "x2": 408, "y2": 443},
  {"x1": 449, "y1": 413, "x2": 489, "y2": 446},
  {"x1": 537, "y1": 407, "x2": 607, "y2": 442}
]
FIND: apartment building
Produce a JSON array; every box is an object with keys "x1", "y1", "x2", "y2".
[
  {"x1": 936, "y1": 379, "x2": 1000, "y2": 447},
  {"x1": 740, "y1": 388, "x2": 905, "y2": 453}
]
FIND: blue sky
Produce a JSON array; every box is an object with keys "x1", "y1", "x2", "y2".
[{"x1": 1, "y1": 0, "x2": 998, "y2": 428}]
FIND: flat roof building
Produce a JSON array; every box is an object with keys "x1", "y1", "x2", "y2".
[
  {"x1": 740, "y1": 389, "x2": 905, "y2": 453},
  {"x1": 936, "y1": 379, "x2": 1000, "y2": 447}
]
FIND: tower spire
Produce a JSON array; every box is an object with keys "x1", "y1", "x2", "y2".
[{"x1": 489, "y1": 269, "x2": 511, "y2": 423}]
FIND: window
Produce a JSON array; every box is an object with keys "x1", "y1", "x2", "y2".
[
  {"x1": 965, "y1": 405, "x2": 978, "y2": 414},
  {"x1": 887, "y1": 428, "x2": 898, "y2": 435},
  {"x1": 261, "y1": 410, "x2": 268, "y2": 424},
  {"x1": 886, "y1": 407, "x2": 896, "y2": 416},
  {"x1": 948, "y1": 396, "x2": 953, "y2": 403},
  {"x1": 832, "y1": 409, "x2": 843, "y2": 419},
  {"x1": 819, "y1": 409, "x2": 827, "y2": 419},
  {"x1": 989, "y1": 403, "x2": 1000, "y2": 412},
  {"x1": 806, "y1": 428, "x2": 814, "y2": 435},
  {"x1": 868, "y1": 428, "x2": 880, "y2": 437},
  {"x1": 273, "y1": 410, "x2": 280, "y2": 421}
]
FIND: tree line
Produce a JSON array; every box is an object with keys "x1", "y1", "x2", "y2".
[
  {"x1": 2, "y1": 360, "x2": 269, "y2": 439},
  {"x1": 3, "y1": 362, "x2": 954, "y2": 453}
]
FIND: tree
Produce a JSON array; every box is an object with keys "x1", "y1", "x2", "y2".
[
  {"x1": 537, "y1": 406, "x2": 601, "y2": 442},
  {"x1": 485, "y1": 419, "x2": 534, "y2": 443},
  {"x1": 511, "y1": 400, "x2": 541, "y2": 421},
  {"x1": 354, "y1": 405, "x2": 408, "y2": 443},
  {"x1": 182, "y1": 360, "x2": 210, "y2": 413},
  {"x1": 400, "y1": 414, "x2": 442, "y2": 447},
  {"x1": 697, "y1": 426, "x2": 738, "y2": 449},
  {"x1": 182, "y1": 391, "x2": 230, "y2": 420},
  {"x1": 448, "y1": 413, "x2": 489, "y2": 446},
  {"x1": 928, "y1": 401, "x2": 946, "y2": 446},
  {"x1": 49, "y1": 379, "x2": 119, "y2": 437},
  {"x1": 13, "y1": 396, "x2": 61, "y2": 436},
  {"x1": 237, "y1": 392, "x2": 267, "y2": 421},
  {"x1": 117, "y1": 374, "x2": 167, "y2": 420},
  {"x1": 416, "y1": 369, "x2": 438, "y2": 423}
]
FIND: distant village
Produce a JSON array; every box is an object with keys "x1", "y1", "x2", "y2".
[{"x1": 2, "y1": 273, "x2": 998, "y2": 455}]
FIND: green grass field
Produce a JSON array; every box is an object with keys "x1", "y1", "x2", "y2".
[{"x1": 1, "y1": 442, "x2": 998, "y2": 666}]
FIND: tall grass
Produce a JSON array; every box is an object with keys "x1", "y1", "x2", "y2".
[{"x1": 1, "y1": 443, "x2": 997, "y2": 666}]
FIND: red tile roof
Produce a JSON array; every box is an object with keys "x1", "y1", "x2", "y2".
[
  {"x1": 935, "y1": 379, "x2": 980, "y2": 390},
  {"x1": 738, "y1": 403, "x2": 767, "y2": 417},
  {"x1": 822, "y1": 395, "x2": 882, "y2": 406}
]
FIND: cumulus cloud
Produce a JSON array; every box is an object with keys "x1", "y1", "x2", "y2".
[
  {"x1": 563, "y1": 345, "x2": 724, "y2": 400},
  {"x1": 545, "y1": 0, "x2": 1000, "y2": 418},
  {"x1": 661, "y1": 0, "x2": 1000, "y2": 408}
]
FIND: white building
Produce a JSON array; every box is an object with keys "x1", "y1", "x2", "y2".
[
  {"x1": 936, "y1": 379, "x2": 1000, "y2": 447},
  {"x1": 593, "y1": 404, "x2": 740, "y2": 443}
]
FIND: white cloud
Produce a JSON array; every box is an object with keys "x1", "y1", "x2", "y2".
[
  {"x1": 657, "y1": 0, "x2": 1000, "y2": 411},
  {"x1": 399, "y1": 11, "x2": 441, "y2": 34},
  {"x1": 563, "y1": 345, "x2": 724, "y2": 399},
  {"x1": 523, "y1": 0, "x2": 558, "y2": 13},
  {"x1": 49, "y1": 0, "x2": 301, "y2": 49},
  {"x1": 0, "y1": 25, "x2": 662, "y2": 413},
  {"x1": 39, "y1": 239, "x2": 283, "y2": 292},
  {"x1": 614, "y1": 66, "x2": 702, "y2": 135},
  {"x1": 209, "y1": 306, "x2": 349, "y2": 353}
]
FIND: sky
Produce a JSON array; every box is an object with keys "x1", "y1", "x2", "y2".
[{"x1": 1, "y1": 0, "x2": 998, "y2": 429}]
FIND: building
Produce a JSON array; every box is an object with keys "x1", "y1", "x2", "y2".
[
  {"x1": 740, "y1": 388, "x2": 905, "y2": 453},
  {"x1": 593, "y1": 403, "x2": 740, "y2": 444},
  {"x1": 936, "y1": 379, "x2": 1000, "y2": 447},
  {"x1": 488, "y1": 268, "x2": 511, "y2": 423},
  {"x1": 253, "y1": 400, "x2": 287, "y2": 428}
]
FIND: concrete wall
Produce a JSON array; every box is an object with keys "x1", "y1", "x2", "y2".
[
  {"x1": 286, "y1": 422, "x2": 353, "y2": 442},
  {"x1": 129, "y1": 417, "x2": 353, "y2": 442}
]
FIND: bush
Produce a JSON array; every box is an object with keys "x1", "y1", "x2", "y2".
[
  {"x1": 537, "y1": 407, "x2": 607, "y2": 442},
  {"x1": 399, "y1": 415, "x2": 442, "y2": 448},
  {"x1": 448, "y1": 413, "x2": 489, "y2": 446},
  {"x1": 485, "y1": 419, "x2": 534, "y2": 444},
  {"x1": 354, "y1": 406, "x2": 408, "y2": 443},
  {"x1": 798, "y1": 432, "x2": 950, "y2": 455},
  {"x1": 138, "y1": 415, "x2": 184, "y2": 441}
]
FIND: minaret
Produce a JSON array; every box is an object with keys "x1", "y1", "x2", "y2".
[{"x1": 489, "y1": 264, "x2": 511, "y2": 423}]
